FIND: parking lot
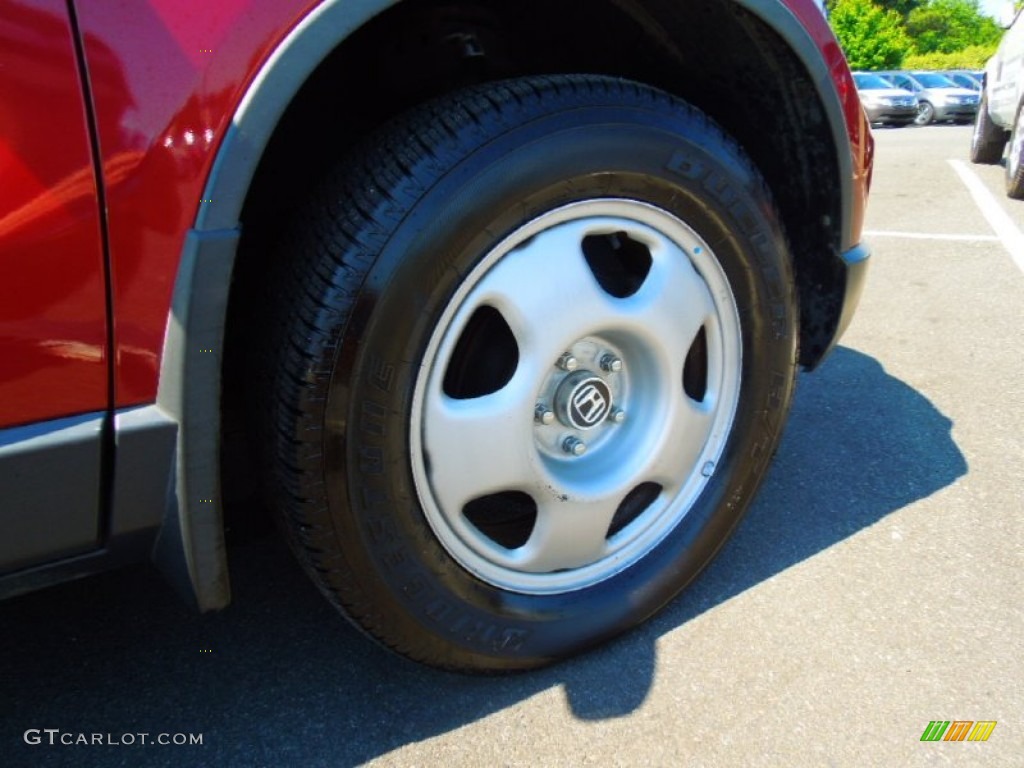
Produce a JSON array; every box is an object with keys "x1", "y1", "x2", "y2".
[{"x1": 2, "y1": 125, "x2": 1021, "y2": 767}]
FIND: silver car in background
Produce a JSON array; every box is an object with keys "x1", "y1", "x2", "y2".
[
  {"x1": 853, "y1": 72, "x2": 918, "y2": 127},
  {"x1": 880, "y1": 71, "x2": 980, "y2": 125},
  {"x1": 944, "y1": 71, "x2": 983, "y2": 91}
]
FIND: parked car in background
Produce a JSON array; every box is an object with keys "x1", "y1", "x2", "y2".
[
  {"x1": 879, "y1": 71, "x2": 980, "y2": 125},
  {"x1": 853, "y1": 72, "x2": 918, "y2": 127},
  {"x1": 972, "y1": 8, "x2": 1024, "y2": 196},
  {"x1": 0, "y1": 0, "x2": 871, "y2": 672},
  {"x1": 943, "y1": 71, "x2": 983, "y2": 91}
]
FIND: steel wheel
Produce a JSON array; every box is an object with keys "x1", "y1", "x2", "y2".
[{"x1": 411, "y1": 200, "x2": 741, "y2": 594}]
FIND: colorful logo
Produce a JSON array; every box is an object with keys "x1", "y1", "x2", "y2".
[{"x1": 920, "y1": 721, "x2": 997, "y2": 742}]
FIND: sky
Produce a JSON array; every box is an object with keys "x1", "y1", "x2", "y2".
[{"x1": 980, "y1": 0, "x2": 1015, "y2": 22}]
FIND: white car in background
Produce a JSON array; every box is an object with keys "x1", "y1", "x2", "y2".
[{"x1": 972, "y1": 8, "x2": 1024, "y2": 197}]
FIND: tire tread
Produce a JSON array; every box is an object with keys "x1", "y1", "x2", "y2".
[{"x1": 257, "y1": 75, "x2": 796, "y2": 670}]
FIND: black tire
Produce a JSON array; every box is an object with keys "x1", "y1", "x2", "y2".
[
  {"x1": 915, "y1": 101, "x2": 935, "y2": 126},
  {"x1": 970, "y1": 93, "x2": 1007, "y2": 165},
  {"x1": 261, "y1": 75, "x2": 798, "y2": 671},
  {"x1": 1006, "y1": 104, "x2": 1024, "y2": 199}
]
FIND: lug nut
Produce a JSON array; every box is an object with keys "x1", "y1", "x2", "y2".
[
  {"x1": 600, "y1": 354, "x2": 623, "y2": 373},
  {"x1": 557, "y1": 353, "x2": 579, "y2": 372},
  {"x1": 562, "y1": 436, "x2": 587, "y2": 456},
  {"x1": 608, "y1": 408, "x2": 626, "y2": 424},
  {"x1": 534, "y1": 404, "x2": 555, "y2": 425}
]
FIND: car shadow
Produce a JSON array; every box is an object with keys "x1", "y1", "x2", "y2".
[{"x1": 0, "y1": 347, "x2": 966, "y2": 767}]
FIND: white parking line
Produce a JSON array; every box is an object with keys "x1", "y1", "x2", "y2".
[
  {"x1": 864, "y1": 230, "x2": 999, "y2": 242},
  {"x1": 948, "y1": 159, "x2": 1024, "y2": 275}
]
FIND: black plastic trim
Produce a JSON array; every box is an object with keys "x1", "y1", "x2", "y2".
[
  {"x1": 0, "y1": 406, "x2": 179, "y2": 598},
  {"x1": 111, "y1": 405, "x2": 178, "y2": 538},
  {"x1": 153, "y1": 229, "x2": 239, "y2": 611},
  {"x1": 0, "y1": 414, "x2": 103, "y2": 577},
  {"x1": 0, "y1": 530, "x2": 156, "y2": 601},
  {"x1": 803, "y1": 241, "x2": 871, "y2": 370}
]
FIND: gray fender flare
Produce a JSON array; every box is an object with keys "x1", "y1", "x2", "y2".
[{"x1": 153, "y1": 0, "x2": 402, "y2": 610}]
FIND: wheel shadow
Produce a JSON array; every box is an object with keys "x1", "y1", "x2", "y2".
[{"x1": 0, "y1": 347, "x2": 966, "y2": 767}]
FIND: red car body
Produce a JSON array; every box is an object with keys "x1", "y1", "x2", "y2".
[{"x1": 1, "y1": 0, "x2": 871, "y2": 612}]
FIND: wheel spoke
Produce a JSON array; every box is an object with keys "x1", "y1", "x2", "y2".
[
  {"x1": 473, "y1": 222, "x2": 619, "y2": 361},
  {"x1": 623, "y1": 244, "x2": 716, "y2": 375},
  {"x1": 515, "y1": 494, "x2": 621, "y2": 572},
  {"x1": 645, "y1": 394, "x2": 716, "y2": 487},
  {"x1": 422, "y1": 376, "x2": 537, "y2": 512}
]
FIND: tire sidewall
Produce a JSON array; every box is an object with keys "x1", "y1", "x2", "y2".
[
  {"x1": 325, "y1": 101, "x2": 797, "y2": 667},
  {"x1": 1006, "y1": 103, "x2": 1024, "y2": 197}
]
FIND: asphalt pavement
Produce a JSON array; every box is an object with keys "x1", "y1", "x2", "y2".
[{"x1": 1, "y1": 125, "x2": 1021, "y2": 767}]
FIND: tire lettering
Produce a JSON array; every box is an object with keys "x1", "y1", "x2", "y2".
[
  {"x1": 367, "y1": 355, "x2": 395, "y2": 393},
  {"x1": 749, "y1": 233, "x2": 781, "y2": 290},
  {"x1": 357, "y1": 485, "x2": 416, "y2": 565},
  {"x1": 424, "y1": 596, "x2": 452, "y2": 623},
  {"x1": 496, "y1": 629, "x2": 529, "y2": 652},
  {"x1": 766, "y1": 371, "x2": 785, "y2": 413},
  {"x1": 423, "y1": 597, "x2": 531, "y2": 653},
  {"x1": 367, "y1": 516, "x2": 399, "y2": 546},
  {"x1": 360, "y1": 485, "x2": 390, "y2": 512},
  {"x1": 382, "y1": 546, "x2": 408, "y2": 569},
  {"x1": 402, "y1": 573, "x2": 429, "y2": 599},
  {"x1": 360, "y1": 400, "x2": 387, "y2": 437},
  {"x1": 359, "y1": 445, "x2": 384, "y2": 475},
  {"x1": 704, "y1": 170, "x2": 738, "y2": 208},
  {"x1": 666, "y1": 151, "x2": 705, "y2": 180},
  {"x1": 746, "y1": 236, "x2": 789, "y2": 340},
  {"x1": 668, "y1": 150, "x2": 792, "y2": 344},
  {"x1": 749, "y1": 434, "x2": 768, "y2": 463},
  {"x1": 726, "y1": 488, "x2": 745, "y2": 511}
]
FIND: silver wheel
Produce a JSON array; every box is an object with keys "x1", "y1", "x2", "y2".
[
  {"x1": 915, "y1": 101, "x2": 935, "y2": 126},
  {"x1": 411, "y1": 199, "x2": 742, "y2": 595}
]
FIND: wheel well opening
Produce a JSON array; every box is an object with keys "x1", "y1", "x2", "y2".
[{"x1": 222, "y1": 0, "x2": 845, "y2": 513}]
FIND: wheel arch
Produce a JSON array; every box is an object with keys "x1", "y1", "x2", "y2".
[
  {"x1": 154, "y1": 0, "x2": 402, "y2": 611},
  {"x1": 160, "y1": 0, "x2": 862, "y2": 610}
]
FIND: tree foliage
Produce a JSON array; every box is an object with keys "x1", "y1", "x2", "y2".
[
  {"x1": 905, "y1": 0, "x2": 1003, "y2": 54},
  {"x1": 827, "y1": 0, "x2": 922, "y2": 17},
  {"x1": 830, "y1": 0, "x2": 913, "y2": 70},
  {"x1": 876, "y1": 0, "x2": 924, "y2": 16},
  {"x1": 902, "y1": 42, "x2": 999, "y2": 68}
]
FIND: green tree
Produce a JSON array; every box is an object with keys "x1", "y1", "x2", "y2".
[
  {"x1": 827, "y1": 0, "x2": 921, "y2": 16},
  {"x1": 905, "y1": 0, "x2": 1003, "y2": 54},
  {"x1": 902, "y1": 42, "x2": 999, "y2": 68},
  {"x1": 830, "y1": 0, "x2": 912, "y2": 70},
  {"x1": 876, "y1": 0, "x2": 924, "y2": 17}
]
